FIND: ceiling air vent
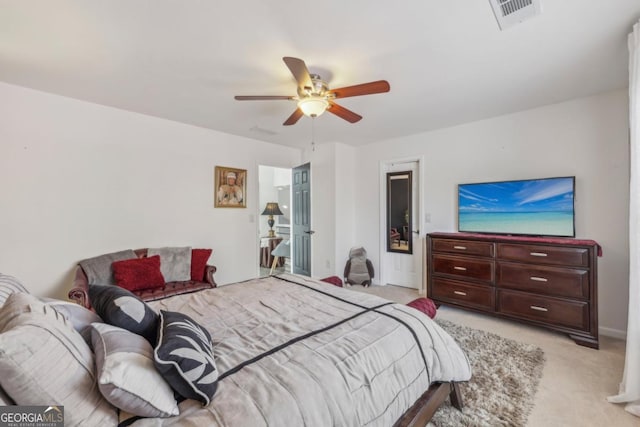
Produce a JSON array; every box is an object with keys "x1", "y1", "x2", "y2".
[{"x1": 489, "y1": 0, "x2": 542, "y2": 30}]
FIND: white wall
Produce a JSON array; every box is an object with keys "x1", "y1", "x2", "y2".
[
  {"x1": 0, "y1": 82, "x2": 301, "y2": 299},
  {"x1": 300, "y1": 142, "x2": 358, "y2": 281},
  {"x1": 334, "y1": 143, "x2": 357, "y2": 278},
  {"x1": 353, "y1": 90, "x2": 630, "y2": 336},
  {"x1": 0, "y1": 81, "x2": 630, "y2": 336}
]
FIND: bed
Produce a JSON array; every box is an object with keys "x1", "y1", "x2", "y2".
[
  {"x1": 0, "y1": 272, "x2": 470, "y2": 426},
  {"x1": 120, "y1": 273, "x2": 472, "y2": 426}
]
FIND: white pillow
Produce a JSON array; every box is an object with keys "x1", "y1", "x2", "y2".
[
  {"x1": 41, "y1": 298, "x2": 103, "y2": 342},
  {"x1": 0, "y1": 273, "x2": 28, "y2": 306},
  {"x1": 90, "y1": 322, "x2": 179, "y2": 418},
  {"x1": 0, "y1": 292, "x2": 117, "y2": 425}
]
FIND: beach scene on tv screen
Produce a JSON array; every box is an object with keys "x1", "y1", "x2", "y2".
[{"x1": 458, "y1": 177, "x2": 575, "y2": 236}]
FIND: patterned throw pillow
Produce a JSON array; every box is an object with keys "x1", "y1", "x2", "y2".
[
  {"x1": 88, "y1": 285, "x2": 159, "y2": 345},
  {"x1": 190, "y1": 249, "x2": 212, "y2": 281},
  {"x1": 154, "y1": 310, "x2": 218, "y2": 404},
  {"x1": 90, "y1": 323, "x2": 179, "y2": 418},
  {"x1": 112, "y1": 255, "x2": 166, "y2": 292}
]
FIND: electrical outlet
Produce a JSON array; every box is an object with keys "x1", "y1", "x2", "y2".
[
  {"x1": 325, "y1": 259, "x2": 330, "y2": 268},
  {"x1": 425, "y1": 213, "x2": 431, "y2": 223}
]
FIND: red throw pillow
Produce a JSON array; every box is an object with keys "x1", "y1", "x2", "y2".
[
  {"x1": 191, "y1": 249, "x2": 212, "y2": 281},
  {"x1": 407, "y1": 297, "x2": 437, "y2": 319},
  {"x1": 320, "y1": 276, "x2": 343, "y2": 287},
  {"x1": 112, "y1": 255, "x2": 165, "y2": 292}
]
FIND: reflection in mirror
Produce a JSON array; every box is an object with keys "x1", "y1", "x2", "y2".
[{"x1": 387, "y1": 171, "x2": 412, "y2": 254}]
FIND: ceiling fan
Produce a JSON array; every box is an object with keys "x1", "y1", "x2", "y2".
[{"x1": 234, "y1": 57, "x2": 390, "y2": 126}]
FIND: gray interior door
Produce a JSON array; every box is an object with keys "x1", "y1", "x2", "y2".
[{"x1": 292, "y1": 163, "x2": 311, "y2": 276}]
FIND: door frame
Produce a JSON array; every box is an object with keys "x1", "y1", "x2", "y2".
[
  {"x1": 378, "y1": 156, "x2": 425, "y2": 291},
  {"x1": 256, "y1": 163, "x2": 293, "y2": 278}
]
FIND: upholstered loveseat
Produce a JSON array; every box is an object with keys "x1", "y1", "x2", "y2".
[{"x1": 69, "y1": 247, "x2": 217, "y2": 308}]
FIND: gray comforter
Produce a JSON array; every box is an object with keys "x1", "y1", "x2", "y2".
[{"x1": 129, "y1": 274, "x2": 471, "y2": 427}]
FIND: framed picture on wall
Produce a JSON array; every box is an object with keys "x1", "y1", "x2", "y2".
[{"x1": 215, "y1": 166, "x2": 246, "y2": 208}]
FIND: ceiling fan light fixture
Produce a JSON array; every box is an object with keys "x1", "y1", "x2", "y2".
[
  {"x1": 235, "y1": 57, "x2": 390, "y2": 126},
  {"x1": 298, "y1": 96, "x2": 329, "y2": 117}
]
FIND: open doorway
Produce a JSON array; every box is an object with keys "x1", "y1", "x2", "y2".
[{"x1": 258, "y1": 165, "x2": 292, "y2": 277}]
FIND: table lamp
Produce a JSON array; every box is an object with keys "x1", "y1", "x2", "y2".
[{"x1": 261, "y1": 202, "x2": 283, "y2": 237}]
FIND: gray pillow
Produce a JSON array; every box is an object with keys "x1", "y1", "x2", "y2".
[
  {"x1": 0, "y1": 273, "x2": 28, "y2": 306},
  {"x1": 0, "y1": 292, "x2": 117, "y2": 424},
  {"x1": 90, "y1": 323, "x2": 179, "y2": 418},
  {"x1": 147, "y1": 247, "x2": 191, "y2": 282},
  {"x1": 79, "y1": 250, "x2": 137, "y2": 285}
]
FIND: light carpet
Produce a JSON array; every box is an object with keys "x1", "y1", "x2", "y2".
[{"x1": 432, "y1": 319, "x2": 546, "y2": 427}]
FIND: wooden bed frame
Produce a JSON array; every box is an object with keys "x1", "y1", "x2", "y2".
[{"x1": 394, "y1": 382, "x2": 464, "y2": 427}]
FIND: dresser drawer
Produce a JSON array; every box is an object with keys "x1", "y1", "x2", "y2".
[
  {"x1": 432, "y1": 254, "x2": 494, "y2": 283},
  {"x1": 431, "y1": 278, "x2": 495, "y2": 311},
  {"x1": 497, "y1": 243, "x2": 589, "y2": 267},
  {"x1": 497, "y1": 290, "x2": 589, "y2": 331},
  {"x1": 431, "y1": 238, "x2": 494, "y2": 257},
  {"x1": 496, "y1": 262, "x2": 589, "y2": 299}
]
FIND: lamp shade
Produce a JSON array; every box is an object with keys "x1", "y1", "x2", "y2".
[
  {"x1": 298, "y1": 96, "x2": 329, "y2": 117},
  {"x1": 261, "y1": 202, "x2": 283, "y2": 216}
]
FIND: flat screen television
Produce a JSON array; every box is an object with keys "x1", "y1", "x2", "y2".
[{"x1": 458, "y1": 176, "x2": 575, "y2": 237}]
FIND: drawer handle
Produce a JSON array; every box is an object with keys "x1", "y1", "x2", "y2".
[
  {"x1": 530, "y1": 252, "x2": 548, "y2": 257},
  {"x1": 453, "y1": 291, "x2": 467, "y2": 296},
  {"x1": 453, "y1": 245, "x2": 467, "y2": 250},
  {"x1": 530, "y1": 276, "x2": 548, "y2": 282},
  {"x1": 453, "y1": 266, "x2": 467, "y2": 271},
  {"x1": 530, "y1": 305, "x2": 548, "y2": 312}
]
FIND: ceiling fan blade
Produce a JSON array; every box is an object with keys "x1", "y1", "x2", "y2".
[
  {"x1": 283, "y1": 57, "x2": 312, "y2": 90},
  {"x1": 283, "y1": 108, "x2": 304, "y2": 126},
  {"x1": 327, "y1": 101, "x2": 362, "y2": 123},
  {"x1": 234, "y1": 95, "x2": 294, "y2": 101},
  {"x1": 329, "y1": 80, "x2": 390, "y2": 99}
]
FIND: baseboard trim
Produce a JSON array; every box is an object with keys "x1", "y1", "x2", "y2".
[{"x1": 599, "y1": 326, "x2": 626, "y2": 340}]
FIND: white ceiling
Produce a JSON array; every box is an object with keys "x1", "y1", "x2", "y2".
[{"x1": 1, "y1": 1, "x2": 639, "y2": 149}]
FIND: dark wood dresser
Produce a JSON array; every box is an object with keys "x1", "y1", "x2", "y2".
[{"x1": 427, "y1": 232, "x2": 600, "y2": 348}]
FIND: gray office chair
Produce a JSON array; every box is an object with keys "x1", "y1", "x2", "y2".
[{"x1": 270, "y1": 239, "x2": 290, "y2": 275}]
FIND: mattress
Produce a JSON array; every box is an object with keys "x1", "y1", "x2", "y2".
[{"x1": 125, "y1": 273, "x2": 471, "y2": 426}]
